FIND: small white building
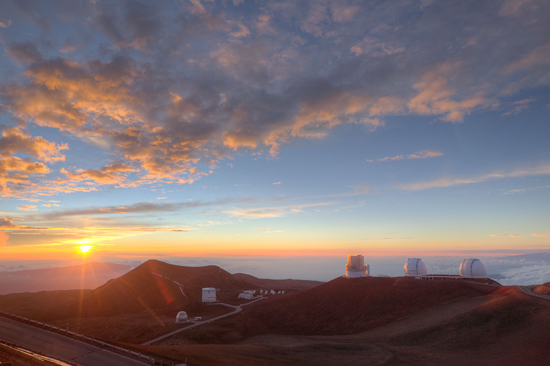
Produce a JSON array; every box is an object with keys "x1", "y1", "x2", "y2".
[
  {"x1": 202, "y1": 287, "x2": 216, "y2": 303},
  {"x1": 459, "y1": 258, "x2": 487, "y2": 278},
  {"x1": 175, "y1": 311, "x2": 188, "y2": 323},
  {"x1": 345, "y1": 254, "x2": 370, "y2": 278},
  {"x1": 404, "y1": 258, "x2": 428, "y2": 278},
  {"x1": 238, "y1": 290, "x2": 256, "y2": 300}
]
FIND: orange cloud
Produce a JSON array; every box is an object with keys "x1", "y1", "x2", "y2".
[
  {"x1": 532, "y1": 233, "x2": 550, "y2": 237},
  {"x1": 17, "y1": 205, "x2": 38, "y2": 211},
  {"x1": 223, "y1": 131, "x2": 258, "y2": 150},
  {"x1": 504, "y1": 42, "x2": 550, "y2": 73},
  {"x1": 407, "y1": 61, "x2": 494, "y2": 122},
  {"x1": 0, "y1": 156, "x2": 49, "y2": 196},
  {"x1": 0, "y1": 127, "x2": 67, "y2": 162},
  {"x1": 60, "y1": 162, "x2": 137, "y2": 185},
  {"x1": 0, "y1": 217, "x2": 17, "y2": 228},
  {"x1": 490, "y1": 234, "x2": 519, "y2": 237}
]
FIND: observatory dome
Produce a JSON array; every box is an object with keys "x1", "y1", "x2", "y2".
[
  {"x1": 404, "y1": 258, "x2": 428, "y2": 276},
  {"x1": 459, "y1": 258, "x2": 486, "y2": 277},
  {"x1": 175, "y1": 311, "x2": 188, "y2": 323}
]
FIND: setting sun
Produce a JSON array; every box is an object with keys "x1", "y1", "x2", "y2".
[{"x1": 78, "y1": 245, "x2": 92, "y2": 253}]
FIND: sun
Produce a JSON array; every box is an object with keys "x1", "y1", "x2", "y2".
[{"x1": 78, "y1": 245, "x2": 93, "y2": 253}]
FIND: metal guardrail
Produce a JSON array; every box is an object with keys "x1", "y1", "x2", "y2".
[{"x1": 0, "y1": 311, "x2": 183, "y2": 365}]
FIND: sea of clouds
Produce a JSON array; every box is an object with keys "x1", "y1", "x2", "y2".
[{"x1": 1, "y1": 253, "x2": 549, "y2": 286}]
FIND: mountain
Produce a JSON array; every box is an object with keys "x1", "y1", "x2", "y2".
[
  {"x1": 144, "y1": 278, "x2": 550, "y2": 365},
  {"x1": 232, "y1": 273, "x2": 323, "y2": 291},
  {"x1": 235, "y1": 276, "x2": 497, "y2": 336},
  {"x1": 56, "y1": 260, "x2": 256, "y2": 318},
  {"x1": 495, "y1": 252, "x2": 550, "y2": 262},
  {"x1": 0, "y1": 262, "x2": 132, "y2": 295}
]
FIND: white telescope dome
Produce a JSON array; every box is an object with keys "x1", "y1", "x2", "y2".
[
  {"x1": 459, "y1": 258, "x2": 486, "y2": 277},
  {"x1": 175, "y1": 311, "x2": 188, "y2": 323},
  {"x1": 404, "y1": 258, "x2": 428, "y2": 276}
]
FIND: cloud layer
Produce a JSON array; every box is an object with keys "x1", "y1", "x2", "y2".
[{"x1": 0, "y1": 0, "x2": 548, "y2": 198}]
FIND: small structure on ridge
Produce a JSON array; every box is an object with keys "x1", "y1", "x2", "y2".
[
  {"x1": 404, "y1": 258, "x2": 428, "y2": 278},
  {"x1": 238, "y1": 290, "x2": 256, "y2": 300},
  {"x1": 202, "y1": 287, "x2": 216, "y2": 303},
  {"x1": 345, "y1": 254, "x2": 370, "y2": 278},
  {"x1": 459, "y1": 258, "x2": 487, "y2": 277},
  {"x1": 175, "y1": 311, "x2": 188, "y2": 323}
]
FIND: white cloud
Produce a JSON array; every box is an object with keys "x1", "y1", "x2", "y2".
[
  {"x1": 499, "y1": 265, "x2": 550, "y2": 286},
  {"x1": 371, "y1": 149, "x2": 444, "y2": 162},
  {"x1": 400, "y1": 164, "x2": 550, "y2": 190}
]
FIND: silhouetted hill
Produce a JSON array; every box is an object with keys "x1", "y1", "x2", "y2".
[
  {"x1": 496, "y1": 252, "x2": 550, "y2": 262},
  {"x1": 57, "y1": 260, "x2": 253, "y2": 318},
  {"x1": 0, "y1": 262, "x2": 131, "y2": 295}
]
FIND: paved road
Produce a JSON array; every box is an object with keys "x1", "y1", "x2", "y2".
[
  {"x1": 142, "y1": 298, "x2": 264, "y2": 346},
  {"x1": 0, "y1": 316, "x2": 147, "y2": 366},
  {"x1": 519, "y1": 286, "x2": 550, "y2": 301}
]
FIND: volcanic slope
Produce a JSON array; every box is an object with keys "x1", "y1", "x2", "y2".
[
  {"x1": 173, "y1": 276, "x2": 497, "y2": 342},
  {"x1": 233, "y1": 273, "x2": 323, "y2": 291},
  {"x1": 52, "y1": 260, "x2": 256, "y2": 319},
  {"x1": 533, "y1": 282, "x2": 550, "y2": 295},
  {"x1": 140, "y1": 278, "x2": 550, "y2": 365},
  {"x1": 243, "y1": 276, "x2": 496, "y2": 335}
]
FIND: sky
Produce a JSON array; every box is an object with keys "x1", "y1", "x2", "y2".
[{"x1": 0, "y1": 0, "x2": 549, "y2": 267}]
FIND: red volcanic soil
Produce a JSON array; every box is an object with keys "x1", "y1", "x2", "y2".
[
  {"x1": 55, "y1": 260, "x2": 253, "y2": 318},
  {"x1": 143, "y1": 284, "x2": 550, "y2": 366},
  {"x1": 0, "y1": 290, "x2": 87, "y2": 320},
  {"x1": 381, "y1": 286, "x2": 550, "y2": 366},
  {"x1": 243, "y1": 276, "x2": 494, "y2": 336},
  {"x1": 233, "y1": 273, "x2": 322, "y2": 291},
  {"x1": 533, "y1": 282, "x2": 550, "y2": 295},
  {"x1": 0, "y1": 342, "x2": 59, "y2": 366}
]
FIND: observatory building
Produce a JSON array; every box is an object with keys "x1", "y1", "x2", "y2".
[
  {"x1": 175, "y1": 311, "x2": 188, "y2": 323},
  {"x1": 404, "y1": 258, "x2": 428, "y2": 278},
  {"x1": 459, "y1": 258, "x2": 487, "y2": 277},
  {"x1": 238, "y1": 290, "x2": 256, "y2": 300},
  {"x1": 403, "y1": 258, "x2": 499, "y2": 285},
  {"x1": 202, "y1": 287, "x2": 216, "y2": 303},
  {"x1": 345, "y1": 254, "x2": 370, "y2": 278}
]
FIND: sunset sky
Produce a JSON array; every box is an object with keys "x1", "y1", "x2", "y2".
[{"x1": 0, "y1": 0, "x2": 549, "y2": 261}]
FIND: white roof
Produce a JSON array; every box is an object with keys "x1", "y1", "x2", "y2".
[
  {"x1": 459, "y1": 258, "x2": 486, "y2": 277},
  {"x1": 404, "y1": 258, "x2": 428, "y2": 276}
]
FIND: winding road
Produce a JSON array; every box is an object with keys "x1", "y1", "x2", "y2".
[
  {"x1": 142, "y1": 298, "x2": 264, "y2": 346},
  {"x1": 519, "y1": 285, "x2": 550, "y2": 301}
]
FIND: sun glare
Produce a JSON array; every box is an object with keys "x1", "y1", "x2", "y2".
[{"x1": 78, "y1": 245, "x2": 93, "y2": 253}]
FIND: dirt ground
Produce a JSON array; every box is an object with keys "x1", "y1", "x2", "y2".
[
  {"x1": 134, "y1": 286, "x2": 550, "y2": 366},
  {"x1": 0, "y1": 343, "x2": 60, "y2": 366}
]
